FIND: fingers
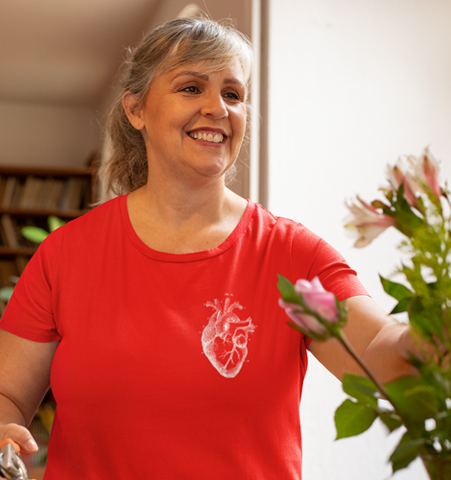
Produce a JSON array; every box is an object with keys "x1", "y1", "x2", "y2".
[{"x1": 0, "y1": 424, "x2": 38, "y2": 455}]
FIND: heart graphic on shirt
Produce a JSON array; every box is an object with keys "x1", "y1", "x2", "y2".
[{"x1": 201, "y1": 297, "x2": 256, "y2": 378}]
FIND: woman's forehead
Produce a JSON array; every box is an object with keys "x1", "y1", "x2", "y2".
[{"x1": 167, "y1": 59, "x2": 246, "y2": 82}]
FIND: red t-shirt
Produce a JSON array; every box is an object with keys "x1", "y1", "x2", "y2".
[{"x1": 0, "y1": 196, "x2": 368, "y2": 479}]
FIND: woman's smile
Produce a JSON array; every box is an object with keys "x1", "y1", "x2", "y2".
[{"x1": 187, "y1": 127, "x2": 227, "y2": 146}]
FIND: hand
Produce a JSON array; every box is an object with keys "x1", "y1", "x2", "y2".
[
  {"x1": 398, "y1": 326, "x2": 449, "y2": 368},
  {"x1": 0, "y1": 423, "x2": 38, "y2": 455}
]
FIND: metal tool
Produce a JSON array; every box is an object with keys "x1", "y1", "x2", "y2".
[{"x1": 0, "y1": 439, "x2": 31, "y2": 480}]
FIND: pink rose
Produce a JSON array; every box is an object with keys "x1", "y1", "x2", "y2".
[
  {"x1": 278, "y1": 277, "x2": 340, "y2": 337},
  {"x1": 278, "y1": 298, "x2": 327, "y2": 335},
  {"x1": 294, "y1": 277, "x2": 339, "y2": 323}
]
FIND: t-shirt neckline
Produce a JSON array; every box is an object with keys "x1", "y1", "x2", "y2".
[{"x1": 120, "y1": 194, "x2": 255, "y2": 262}]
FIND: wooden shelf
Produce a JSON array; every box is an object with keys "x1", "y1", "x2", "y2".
[
  {"x1": 0, "y1": 164, "x2": 98, "y2": 294},
  {"x1": 0, "y1": 207, "x2": 90, "y2": 218},
  {"x1": 0, "y1": 165, "x2": 95, "y2": 177},
  {"x1": 0, "y1": 246, "x2": 37, "y2": 256}
]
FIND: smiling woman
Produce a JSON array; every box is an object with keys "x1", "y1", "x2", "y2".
[
  {"x1": 121, "y1": 60, "x2": 247, "y2": 187},
  {"x1": 100, "y1": 17, "x2": 253, "y2": 197},
  {"x1": 0, "y1": 15, "x2": 423, "y2": 480}
]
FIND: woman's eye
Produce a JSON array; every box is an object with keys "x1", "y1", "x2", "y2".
[
  {"x1": 224, "y1": 92, "x2": 240, "y2": 101},
  {"x1": 182, "y1": 86, "x2": 201, "y2": 94}
]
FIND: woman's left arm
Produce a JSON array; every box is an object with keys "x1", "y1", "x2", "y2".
[{"x1": 309, "y1": 295, "x2": 418, "y2": 383}]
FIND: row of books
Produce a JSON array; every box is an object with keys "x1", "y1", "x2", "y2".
[
  {"x1": 0, "y1": 214, "x2": 36, "y2": 250},
  {"x1": 0, "y1": 175, "x2": 90, "y2": 211},
  {"x1": 0, "y1": 214, "x2": 38, "y2": 282}
]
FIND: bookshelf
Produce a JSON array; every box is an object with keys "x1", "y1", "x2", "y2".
[{"x1": 0, "y1": 165, "x2": 99, "y2": 309}]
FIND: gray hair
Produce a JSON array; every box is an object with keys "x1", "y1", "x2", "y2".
[{"x1": 99, "y1": 17, "x2": 253, "y2": 198}]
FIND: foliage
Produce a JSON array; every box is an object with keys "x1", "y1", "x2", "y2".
[{"x1": 279, "y1": 148, "x2": 451, "y2": 477}]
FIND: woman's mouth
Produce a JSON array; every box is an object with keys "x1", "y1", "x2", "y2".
[{"x1": 188, "y1": 131, "x2": 225, "y2": 143}]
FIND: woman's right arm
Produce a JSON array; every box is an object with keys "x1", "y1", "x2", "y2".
[{"x1": 0, "y1": 329, "x2": 59, "y2": 454}]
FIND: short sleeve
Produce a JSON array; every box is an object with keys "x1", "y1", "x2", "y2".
[
  {"x1": 291, "y1": 224, "x2": 369, "y2": 301},
  {"x1": 291, "y1": 225, "x2": 369, "y2": 350},
  {"x1": 0, "y1": 231, "x2": 62, "y2": 343}
]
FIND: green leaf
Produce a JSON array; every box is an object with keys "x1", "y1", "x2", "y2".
[
  {"x1": 432, "y1": 371, "x2": 451, "y2": 396},
  {"x1": 393, "y1": 184, "x2": 424, "y2": 230},
  {"x1": 277, "y1": 275, "x2": 301, "y2": 305},
  {"x1": 335, "y1": 399, "x2": 377, "y2": 439},
  {"x1": 286, "y1": 320, "x2": 309, "y2": 336},
  {"x1": 385, "y1": 376, "x2": 439, "y2": 429},
  {"x1": 379, "y1": 275, "x2": 413, "y2": 302},
  {"x1": 0, "y1": 286, "x2": 14, "y2": 302},
  {"x1": 390, "y1": 297, "x2": 412, "y2": 314},
  {"x1": 408, "y1": 296, "x2": 441, "y2": 342},
  {"x1": 21, "y1": 226, "x2": 49, "y2": 244},
  {"x1": 389, "y1": 431, "x2": 426, "y2": 472},
  {"x1": 342, "y1": 374, "x2": 378, "y2": 408},
  {"x1": 378, "y1": 409, "x2": 403, "y2": 432},
  {"x1": 48, "y1": 216, "x2": 66, "y2": 232}
]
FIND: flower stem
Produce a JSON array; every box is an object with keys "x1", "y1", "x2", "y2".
[
  {"x1": 336, "y1": 330, "x2": 409, "y2": 423},
  {"x1": 336, "y1": 329, "x2": 390, "y2": 400}
]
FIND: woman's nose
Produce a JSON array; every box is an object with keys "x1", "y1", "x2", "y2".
[{"x1": 200, "y1": 92, "x2": 228, "y2": 119}]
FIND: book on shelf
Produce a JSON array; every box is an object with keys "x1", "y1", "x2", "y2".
[
  {"x1": 2, "y1": 177, "x2": 17, "y2": 208},
  {"x1": 20, "y1": 176, "x2": 36, "y2": 209},
  {"x1": 37, "y1": 178, "x2": 55, "y2": 209},
  {"x1": 59, "y1": 177, "x2": 84, "y2": 211},
  {"x1": 11, "y1": 182, "x2": 24, "y2": 208},
  {"x1": 19, "y1": 176, "x2": 34, "y2": 209},
  {"x1": 44, "y1": 180, "x2": 65, "y2": 210},
  {"x1": 0, "y1": 214, "x2": 36, "y2": 249},
  {"x1": 1, "y1": 214, "x2": 19, "y2": 248},
  {"x1": 0, "y1": 259, "x2": 19, "y2": 287},
  {"x1": 0, "y1": 177, "x2": 7, "y2": 206}
]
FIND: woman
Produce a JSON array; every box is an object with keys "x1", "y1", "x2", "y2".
[{"x1": 0, "y1": 17, "x2": 417, "y2": 479}]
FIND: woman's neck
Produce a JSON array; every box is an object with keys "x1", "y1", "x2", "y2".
[{"x1": 126, "y1": 175, "x2": 248, "y2": 254}]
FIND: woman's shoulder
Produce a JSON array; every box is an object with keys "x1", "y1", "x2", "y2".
[
  {"x1": 42, "y1": 195, "x2": 125, "y2": 247},
  {"x1": 251, "y1": 202, "x2": 320, "y2": 242}
]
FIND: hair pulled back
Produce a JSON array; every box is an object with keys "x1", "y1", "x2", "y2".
[{"x1": 99, "y1": 17, "x2": 253, "y2": 198}]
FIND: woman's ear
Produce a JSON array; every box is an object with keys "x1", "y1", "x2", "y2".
[{"x1": 122, "y1": 92, "x2": 145, "y2": 130}]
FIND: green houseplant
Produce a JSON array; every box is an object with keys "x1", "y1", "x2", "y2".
[{"x1": 278, "y1": 148, "x2": 451, "y2": 479}]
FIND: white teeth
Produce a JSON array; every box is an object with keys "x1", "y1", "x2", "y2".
[{"x1": 189, "y1": 132, "x2": 224, "y2": 143}]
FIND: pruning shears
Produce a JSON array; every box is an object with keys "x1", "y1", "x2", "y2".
[{"x1": 0, "y1": 439, "x2": 35, "y2": 480}]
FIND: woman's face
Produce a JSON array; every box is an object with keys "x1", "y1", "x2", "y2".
[{"x1": 126, "y1": 58, "x2": 247, "y2": 184}]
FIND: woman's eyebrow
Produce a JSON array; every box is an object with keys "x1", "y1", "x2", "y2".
[
  {"x1": 171, "y1": 71, "x2": 244, "y2": 88},
  {"x1": 171, "y1": 71, "x2": 209, "y2": 82},
  {"x1": 223, "y1": 78, "x2": 244, "y2": 88}
]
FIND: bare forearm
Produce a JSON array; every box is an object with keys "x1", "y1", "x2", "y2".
[
  {"x1": 0, "y1": 392, "x2": 39, "y2": 453},
  {"x1": 361, "y1": 322, "x2": 417, "y2": 384},
  {"x1": 0, "y1": 392, "x2": 27, "y2": 428}
]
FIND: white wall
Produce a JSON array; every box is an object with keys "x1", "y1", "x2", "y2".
[
  {"x1": 0, "y1": 102, "x2": 101, "y2": 168},
  {"x1": 267, "y1": 0, "x2": 451, "y2": 479}
]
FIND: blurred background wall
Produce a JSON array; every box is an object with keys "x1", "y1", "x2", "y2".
[
  {"x1": 0, "y1": 0, "x2": 255, "y2": 193},
  {"x1": 267, "y1": 1, "x2": 451, "y2": 479}
]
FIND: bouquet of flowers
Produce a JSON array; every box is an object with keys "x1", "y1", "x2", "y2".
[{"x1": 278, "y1": 148, "x2": 451, "y2": 480}]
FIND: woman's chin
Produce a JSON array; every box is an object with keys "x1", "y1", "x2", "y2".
[{"x1": 188, "y1": 162, "x2": 233, "y2": 182}]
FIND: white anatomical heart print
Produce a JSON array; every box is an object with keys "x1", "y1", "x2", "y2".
[{"x1": 201, "y1": 296, "x2": 256, "y2": 378}]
